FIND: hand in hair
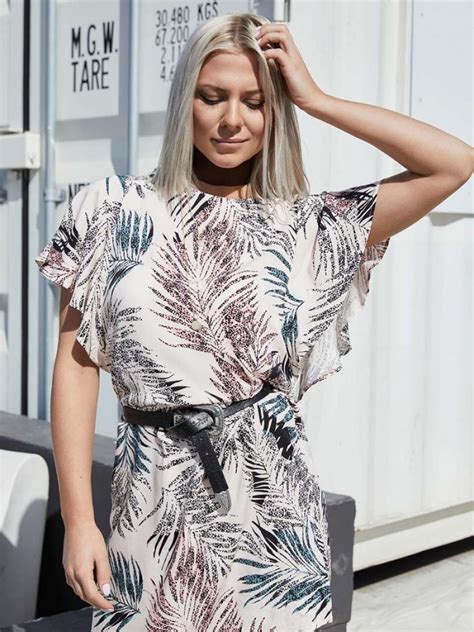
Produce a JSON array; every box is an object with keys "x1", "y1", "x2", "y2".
[{"x1": 256, "y1": 22, "x2": 326, "y2": 114}]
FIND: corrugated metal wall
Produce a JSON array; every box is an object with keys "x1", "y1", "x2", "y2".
[
  {"x1": 293, "y1": 0, "x2": 473, "y2": 569},
  {"x1": 0, "y1": 0, "x2": 471, "y2": 569}
]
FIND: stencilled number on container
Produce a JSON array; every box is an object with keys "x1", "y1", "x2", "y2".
[{"x1": 155, "y1": 6, "x2": 191, "y2": 82}]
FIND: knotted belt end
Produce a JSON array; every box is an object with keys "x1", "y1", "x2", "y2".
[{"x1": 169, "y1": 403, "x2": 224, "y2": 438}]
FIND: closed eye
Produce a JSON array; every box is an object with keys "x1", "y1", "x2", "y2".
[{"x1": 200, "y1": 96, "x2": 264, "y2": 110}]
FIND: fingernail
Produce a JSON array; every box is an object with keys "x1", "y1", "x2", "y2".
[{"x1": 101, "y1": 582, "x2": 111, "y2": 596}]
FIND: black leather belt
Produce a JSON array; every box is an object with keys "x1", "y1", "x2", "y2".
[{"x1": 121, "y1": 382, "x2": 274, "y2": 512}]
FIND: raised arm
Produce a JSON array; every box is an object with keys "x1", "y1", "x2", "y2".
[
  {"x1": 255, "y1": 21, "x2": 473, "y2": 246},
  {"x1": 302, "y1": 93, "x2": 473, "y2": 247}
]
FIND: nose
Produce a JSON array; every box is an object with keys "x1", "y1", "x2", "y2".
[{"x1": 220, "y1": 99, "x2": 245, "y2": 130}]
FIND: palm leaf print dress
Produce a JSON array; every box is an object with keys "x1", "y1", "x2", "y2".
[{"x1": 35, "y1": 171, "x2": 390, "y2": 631}]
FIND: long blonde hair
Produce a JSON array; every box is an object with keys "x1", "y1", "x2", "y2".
[{"x1": 151, "y1": 12, "x2": 311, "y2": 216}]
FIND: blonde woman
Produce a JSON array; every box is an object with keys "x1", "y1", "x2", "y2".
[{"x1": 35, "y1": 12, "x2": 472, "y2": 632}]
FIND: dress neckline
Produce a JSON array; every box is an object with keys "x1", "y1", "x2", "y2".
[
  {"x1": 189, "y1": 186, "x2": 261, "y2": 205},
  {"x1": 143, "y1": 172, "x2": 263, "y2": 205}
]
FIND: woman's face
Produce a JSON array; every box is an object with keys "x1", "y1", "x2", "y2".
[{"x1": 193, "y1": 50, "x2": 266, "y2": 170}]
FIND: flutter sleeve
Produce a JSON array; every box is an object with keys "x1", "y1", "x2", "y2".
[
  {"x1": 34, "y1": 176, "x2": 121, "y2": 369},
  {"x1": 293, "y1": 179, "x2": 391, "y2": 401}
]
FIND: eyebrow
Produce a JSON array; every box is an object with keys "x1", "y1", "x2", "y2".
[{"x1": 197, "y1": 83, "x2": 264, "y2": 95}]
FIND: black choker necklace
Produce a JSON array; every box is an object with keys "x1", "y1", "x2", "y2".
[
  {"x1": 195, "y1": 177, "x2": 249, "y2": 187},
  {"x1": 194, "y1": 177, "x2": 251, "y2": 196}
]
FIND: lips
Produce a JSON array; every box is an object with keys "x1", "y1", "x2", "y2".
[{"x1": 213, "y1": 139, "x2": 246, "y2": 144}]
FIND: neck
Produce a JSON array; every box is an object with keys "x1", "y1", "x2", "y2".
[{"x1": 192, "y1": 148, "x2": 253, "y2": 198}]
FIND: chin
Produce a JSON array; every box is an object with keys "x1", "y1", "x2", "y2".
[{"x1": 209, "y1": 154, "x2": 249, "y2": 167}]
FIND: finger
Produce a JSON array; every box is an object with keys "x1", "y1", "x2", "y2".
[
  {"x1": 262, "y1": 46, "x2": 284, "y2": 61},
  {"x1": 94, "y1": 554, "x2": 113, "y2": 602},
  {"x1": 68, "y1": 574, "x2": 86, "y2": 602},
  {"x1": 65, "y1": 569, "x2": 80, "y2": 594},
  {"x1": 256, "y1": 23, "x2": 288, "y2": 39},
  {"x1": 258, "y1": 32, "x2": 289, "y2": 53},
  {"x1": 261, "y1": 21, "x2": 287, "y2": 31},
  {"x1": 77, "y1": 569, "x2": 115, "y2": 611}
]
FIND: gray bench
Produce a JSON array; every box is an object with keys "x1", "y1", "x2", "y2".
[{"x1": 0, "y1": 411, "x2": 355, "y2": 631}]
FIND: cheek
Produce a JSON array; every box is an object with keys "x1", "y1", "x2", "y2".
[
  {"x1": 192, "y1": 104, "x2": 209, "y2": 131},
  {"x1": 249, "y1": 116, "x2": 265, "y2": 141},
  {"x1": 250, "y1": 109, "x2": 265, "y2": 130}
]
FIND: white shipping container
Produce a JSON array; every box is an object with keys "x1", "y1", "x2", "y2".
[{"x1": 0, "y1": 0, "x2": 471, "y2": 578}]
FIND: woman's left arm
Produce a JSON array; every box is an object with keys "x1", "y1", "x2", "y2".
[
  {"x1": 303, "y1": 94, "x2": 473, "y2": 246},
  {"x1": 257, "y1": 22, "x2": 473, "y2": 246}
]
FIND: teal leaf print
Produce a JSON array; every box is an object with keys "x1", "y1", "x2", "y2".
[
  {"x1": 108, "y1": 208, "x2": 153, "y2": 295},
  {"x1": 234, "y1": 516, "x2": 331, "y2": 622},
  {"x1": 94, "y1": 549, "x2": 143, "y2": 631}
]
